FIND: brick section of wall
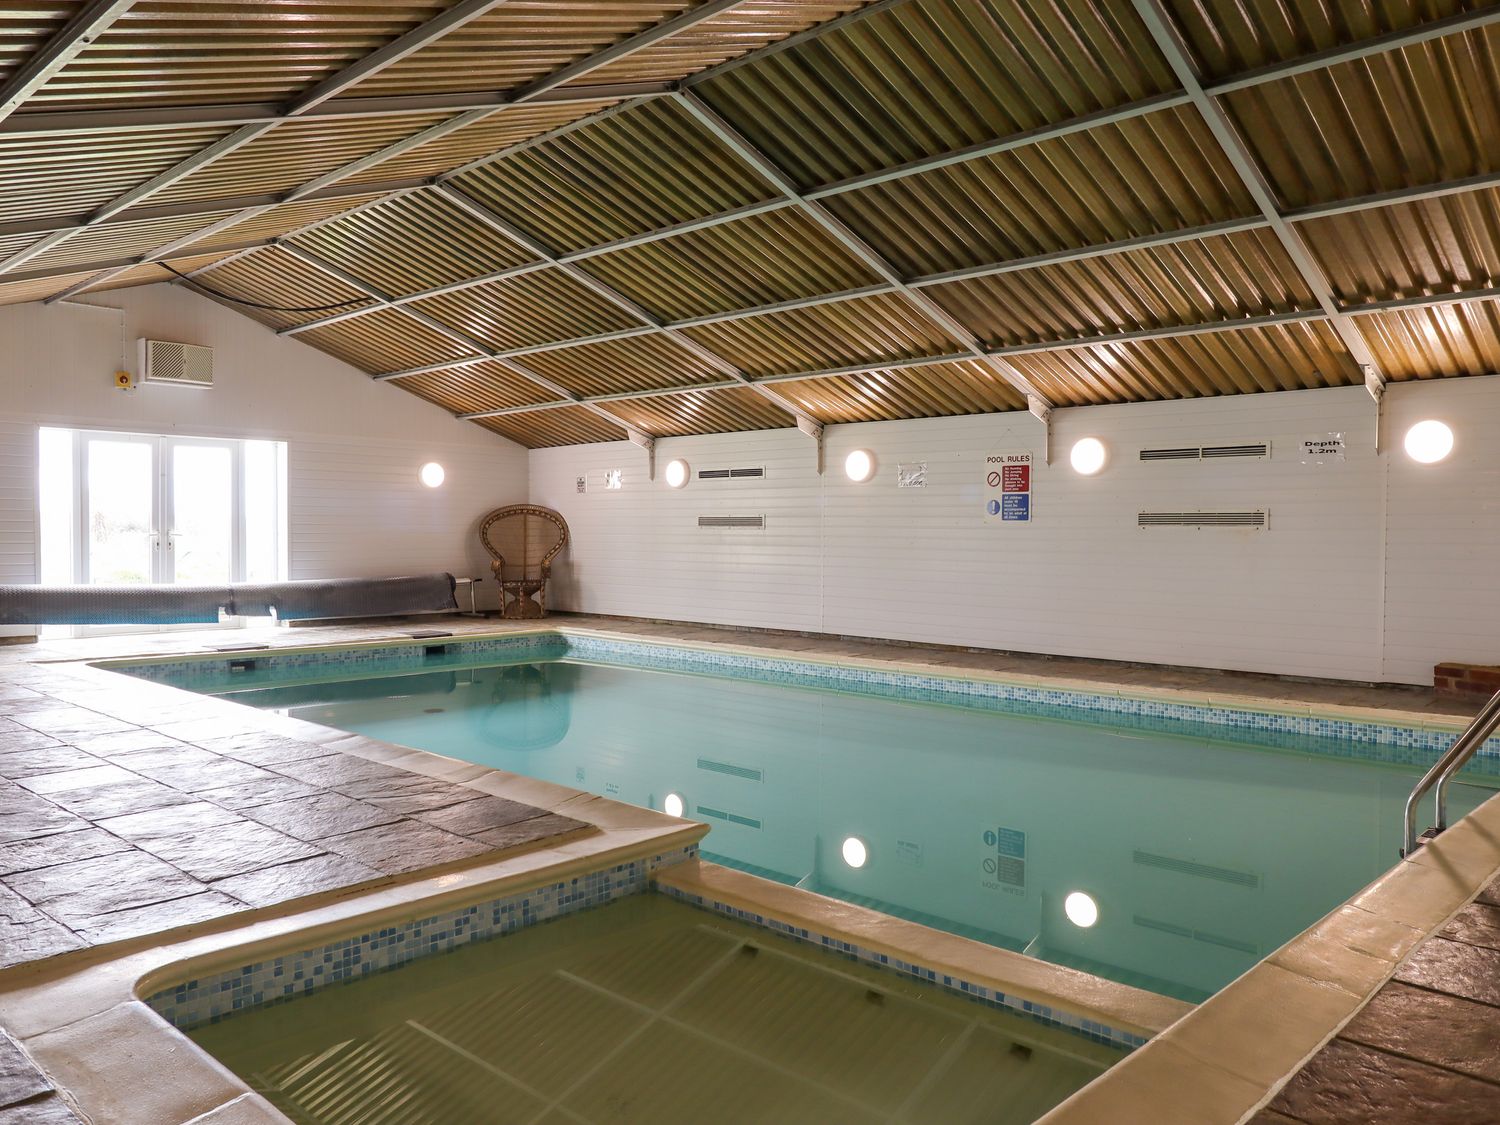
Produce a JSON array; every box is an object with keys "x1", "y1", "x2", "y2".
[{"x1": 1435, "y1": 663, "x2": 1500, "y2": 700}]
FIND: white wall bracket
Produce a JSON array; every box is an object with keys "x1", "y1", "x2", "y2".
[
  {"x1": 628, "y1": 429, "x2": 655, "y2": 480},
  {"x1": 1363, "y1": 364, "x2": 1386, "y2": 452},
  {"x1": 1028, "y1": 396, "x2": 1053, "y2": 464},
  {"x1": 797, "y1": 415, "x2": 825, "y2": 475}
]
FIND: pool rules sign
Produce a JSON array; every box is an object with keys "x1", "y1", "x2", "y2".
[{"x1": 984, "y1": 451, "x2": 1032, "y2": 523}]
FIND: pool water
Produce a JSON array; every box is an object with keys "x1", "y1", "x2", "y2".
[
  {"x1": 189, "y1": 894, "x2": 1115, "y2": 1125},
  {"x1": 199, "y1": 656, "x2": 1492, "y2": 1003}
]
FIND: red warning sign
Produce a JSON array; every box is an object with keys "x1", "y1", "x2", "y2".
[{"x1": 1001, "y1": 464, "x2": 1030, "y2": 492}]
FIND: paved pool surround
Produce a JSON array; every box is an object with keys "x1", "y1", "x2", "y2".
[{"x1": 0, "y1": 614, "x2": 1496, "y2": 1124}]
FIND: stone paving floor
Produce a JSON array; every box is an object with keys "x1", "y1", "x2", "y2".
[
  {"x1": 0, "y1": 1029, "x2": 79, "y2": 1123},
  {"x1": 1255, "y1": 873, "x2": 1500, "y2": 1124}
]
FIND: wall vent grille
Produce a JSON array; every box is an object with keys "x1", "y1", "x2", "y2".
[
  {"x1": 139, "y1": 339, "x2": 213, "y2": 387},
  {"x1": 1132, "y1": 849, "x2": 1260, "y2": 888},
  {"x1": 1140, "y1": 442, "x2": 1269, "y2": 461},
  {"x1": 698, "y1": 466, "x2": 766, "y2": 480},
  {"x1": 696, "y1": 758, "x2": 763, "y2": 782},
  {"x1": 698, "y1": 515, "x2": 765, "y2": 529},
  {"x1": 1137, "y1": 510, "x2": 1268, "y2": 529},
  {"x1": 1133, "y1": 915, "x2": 1259, "y2": 955},
  {"x1": 695, "y1": 805, "x2": 761, "y2": 830}
]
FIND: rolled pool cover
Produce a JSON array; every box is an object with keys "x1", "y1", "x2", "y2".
[{"x1": 0, "y1": 573, "x2": 457, "y2": 626}]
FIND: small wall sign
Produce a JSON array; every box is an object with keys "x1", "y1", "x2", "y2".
[
  {"x1": 575, "y1": 476, "x2": 587, "y2": 494},
  {"x1": 1299, "y1": 433, "x2": 1345, "y2": 464},
  {"x1": 984, "y1": 450, "x2": 1032, "y2": 522},
  {"x1": 897, "y1": 461, "x2": 927, "y2": 488}
]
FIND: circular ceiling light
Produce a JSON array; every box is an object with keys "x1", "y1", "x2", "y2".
[
  {"x1": 664, "y1": 459, "x2": 690, "y2": 489},
  {"x1": 1403, "y1": 420, "x2": 1454, "y2": 464},
  {"x1": 419, "y1": 462, "x2": 445, "y2": 488},
  {"x1": 844, "y1": 449, "x2": 875, "y2": 483},
  {"x1": 1063, "y1": 891, "x2": 1098, "y2": 928},
  {"x1": 1069, "y1": 438, "x2": 1106, "y2": 476},
  {"x1": 841, "y1": 836, "x2": 869, "y2": 868},
  {"x1": 663, "y1": 792, "x2": 686, "y2": 819}
]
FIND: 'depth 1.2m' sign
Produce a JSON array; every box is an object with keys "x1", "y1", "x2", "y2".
[{"x1": 984, "y1": 450, "x2": 1032, "y2": 523}]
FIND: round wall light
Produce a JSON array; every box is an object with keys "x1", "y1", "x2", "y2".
[
  {"x1": 844, "y1": 449, "x2": 875, "y2": 483},
  {"x1": 1069, "y1": 438, "x2": 1106, "y2": 476},
  {"x1": 841, "y1": 836, "x2": 869, "y2": 869},
  {"x1": 419, "y1": 462, "x2": 445, "y2": 488},
  {"x1": 663, "y1": 792, "x2": 686, "y2": 819},
  {"x1": 1403, "y1": 420, "x2": 1454, "y2": 464},
  {"x1": 664, "y1": 459, "x2": 690, "y2": 489},
  {"x1": 1063, "y1": 891, "x2": 1099, "y2": 928}
]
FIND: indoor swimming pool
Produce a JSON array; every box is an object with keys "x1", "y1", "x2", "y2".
[{"x1": 125, "y1": 636, "x2": 1498, "y2": 1004}]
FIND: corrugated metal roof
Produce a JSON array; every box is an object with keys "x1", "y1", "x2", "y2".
[
  {"x1": 149, "y1": 113, "x2": 453, "y2": 207},
  {"x1": 27, "y1": 2, "x2": 448, "y2": 108},
  {"x1": 1011, "y1": 321, "x2": 1362, "y2": 405},
  {"x1": 1224, "y1": 23, "x2": 1500, "y2": 210},
  {"x1": 477, "y1": 405, "x2": 628, "y2": 448},
  {"x1": 698, "y1": 0, "x2": 1177, "y2": 189},
  {"x1": 576, "y1": 207, "x2": 882, "y2": 321},
  {"x1": 603, "y1": 386, "x2": 795, "y2": 435},
  {"x1": 925, "y1": 227, "x2": 1316, "y2": 348},
  {"x1": 19, "y1": 209, "x2": 239, "y2": 273},
  {"x1": 181, "y1": 193, "x2": 392, "y2": 252},
  {"x1": 297, "y1": 307, "x2": 477, "y2": 374},
  {"x1": 1355, "y1": 298, "x2": 1500, "y2": 378},
  {"x1": 390, "y1": 363, "x2": 562, "y2": 415},
  {"x1": 583, "y1": 3, "x2": 869, "y2": 85},
  {"x1": 519, "y1": 334, "x2": 729, "y2": 398},
  {"x1": 289, "y1": 190, "x2": 538, "y2": 298},
  {"x1": 339, "y1": 3, "x2": 694, "y2": 98},
  {"x1": 185, "y1": 247, "x2": 373, "y2": 331},
  {"x1": 683, "y1": 291, "x2": 965, "y2": 377},
  {"x1": 774, "y1": 359, "x2": 1028, "y2": 421},
  {"x1": 822, "y1": 105, "x2": 1259, "y2": 278},
  {"x1": 0, "y1": 124, "x2": 233, "y2": 226},
  {"x1": 0, "y1": 3, "x2": 74, "y2": 93},
  {"x1": 1164, "y1": 0, "x2": 1489, "y2": 80},
  {"x1": 448, "y1": 98, "x2": 778, "y2": 253},
  {"x1": 1298, "y1": 184, "x2": 1500, "y2": 305},
  {"x1": 409, "y1": 268, "x2": 640, "y2": 352}
]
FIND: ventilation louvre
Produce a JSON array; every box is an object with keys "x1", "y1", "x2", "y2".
[
  {"x1": 1140, "y1": 442, "x2": 1269, "y2": 461},
  {"x1": 138, "y1": 339, "x2": 213, "y2": 387},
  {"x1": 1138, "y1": 510, "x2": 1268, "y2": 529},
  {"x1": 1132, "y1": 849, "x2": 1260, "y2": 888},
  {"x1": 698, "y1": 466, "x2": 766, "y2": 480},
  {"x1": 698, "y1": 515, "x2": 765, "y2": 529}
]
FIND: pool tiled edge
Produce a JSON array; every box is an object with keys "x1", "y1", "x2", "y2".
[{"x1": 104, "y1": 628, "x2": 1500, "y2": 768}]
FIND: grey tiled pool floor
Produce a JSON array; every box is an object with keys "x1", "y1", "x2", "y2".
[{"x1": 0, "y1": 650, "x2": 590, "y2": 971}]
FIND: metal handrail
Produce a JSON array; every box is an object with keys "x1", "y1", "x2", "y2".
[{"x1": 1402, "y1": 688, "x2": 1500, "y2": 857}]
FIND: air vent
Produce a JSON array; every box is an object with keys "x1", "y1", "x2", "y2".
[
  {"x1": 697, "y1": 466, "x2": 765, "y2": 480},
  {"x1": 1133, "y1": 915, "x2": 1259, "y2": 955},
  {"x1": 695, "y1": 805, "x2": 761, "y2": 830},
  {"x1": 697, "y1": 758, "x2": 763, "y2": 782},
  {"x1": 1140, "y1": 442, "x2": 1269, "y2": 461},
  {"x1": 1132, "y1": 849, "x2": 1260, "y2": 888},
  {"x1": 1137, "y1": 510, "x2": 1268, "y2": 529},
  {"x1": 138, "y1": 339, "x2": 213, "y2": 387},
  {"x1": 698, "y1": 515, "x2": 765, "y2": 529}
]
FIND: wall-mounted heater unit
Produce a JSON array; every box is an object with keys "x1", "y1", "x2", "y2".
[
  {"x1": 1138, "y1": 510, "x2": 1269, "y2": 529},
  {"x1": 138, "y1": 339, "x2": 214, "y2": 387},
  {"x1": 1139, "y1": 442, "x2": 1269, "y2": 462}
]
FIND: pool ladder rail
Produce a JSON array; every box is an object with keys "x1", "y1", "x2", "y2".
[{"x1": 1402, "y1": 687, "x2": 1500, "y2": 858}]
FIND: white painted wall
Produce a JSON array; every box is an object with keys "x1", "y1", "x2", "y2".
[
  {"x1": 531, "y1": 377, "x2": 1500, "y2": 685},
  {"x1": 0, "y1": 283, "x2": 528, "y2": 617}
]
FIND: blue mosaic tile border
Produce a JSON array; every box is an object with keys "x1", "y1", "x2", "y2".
[
  {"x1": 146, "y1": 843, "x2": 697, "y2": 1031},
  {"x1": 110, "y1": 631, "x2": 1500, "y2": 766},
  {"x1": 654, "y1": 879, "x2": 1144, "y2": 1053}
]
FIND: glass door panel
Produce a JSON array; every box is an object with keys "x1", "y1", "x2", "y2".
[
  {"x1": 83, "y1": 438, "x2": 156, "y2": 584},
  {"x1": 168, "y1": 442, "x2": 235, "y2": 584}
]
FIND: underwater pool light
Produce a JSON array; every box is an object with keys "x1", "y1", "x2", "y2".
[
  {"x1": 1064, "y1": 891, "x2": 1098, "y2": 928},
  {"x1": 841, "y1": 836, "x2": 869, "y2": 868},
  {"x1": 663, "y1": 792, "x2": 686, "y2": 818}
]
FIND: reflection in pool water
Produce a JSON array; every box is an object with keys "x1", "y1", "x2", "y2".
[{"x1": 216, "y1": 658, "x2": 1492, "y2": 1002}]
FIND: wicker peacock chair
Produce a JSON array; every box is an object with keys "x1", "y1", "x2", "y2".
[{"x1": 479, "y1": 505, "x2": 570, "y2": 619}]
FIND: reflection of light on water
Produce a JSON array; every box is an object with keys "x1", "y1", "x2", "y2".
[
  {"x1": 1064, "y1": 891, "x2": 1098, "y2": 928},
  {"x1": 841, "y1": 836, "x2": 868, "y2": 868}
]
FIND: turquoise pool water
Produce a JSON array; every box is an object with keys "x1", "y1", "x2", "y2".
[{"x1": 154, "y1": 649, "x2": 1493, "y2": 1003}]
